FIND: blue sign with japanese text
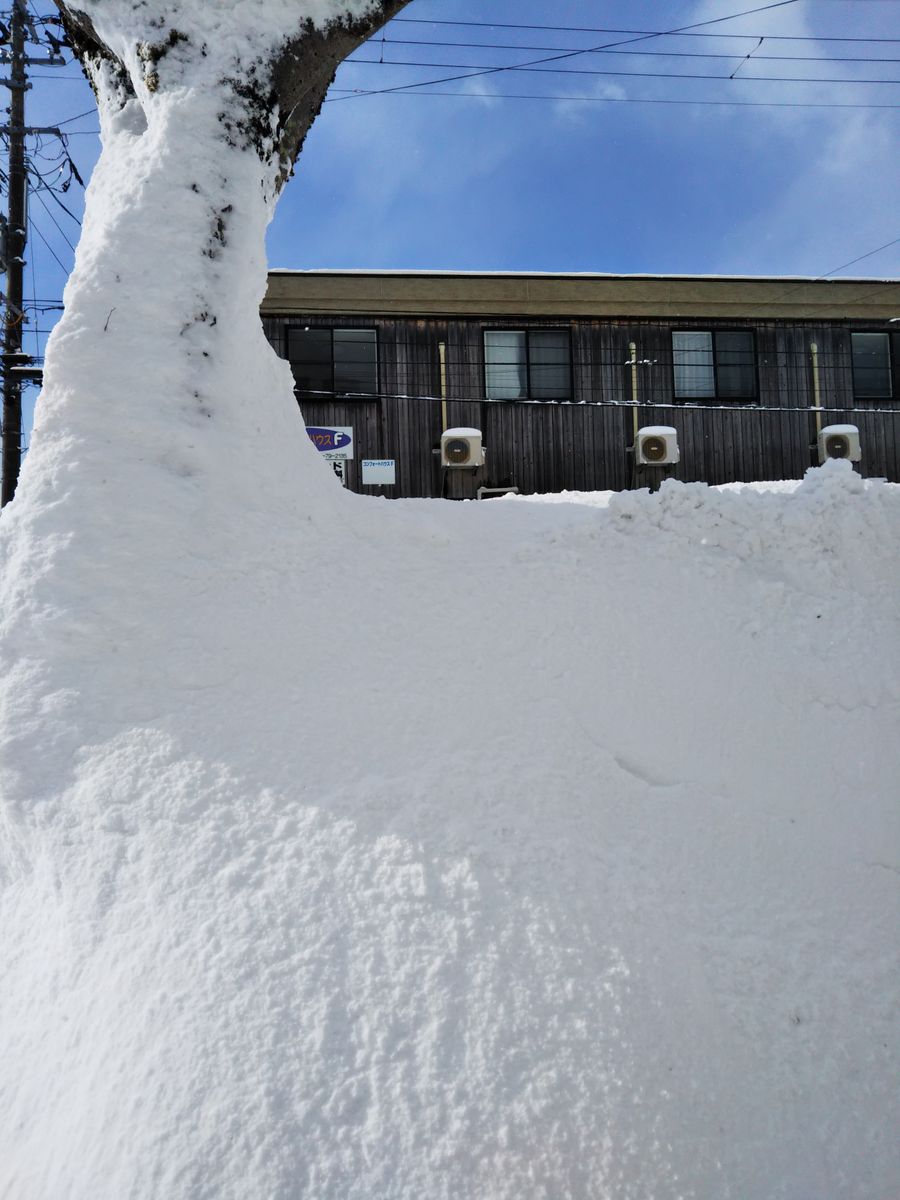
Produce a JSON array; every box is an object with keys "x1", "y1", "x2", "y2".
[{"x1": 306, "y1": 426, "x2": 354, "y2": 460}]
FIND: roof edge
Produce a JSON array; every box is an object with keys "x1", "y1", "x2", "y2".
[{"x1": 267, "y1": 269, "x2": 899, "y2": 285}]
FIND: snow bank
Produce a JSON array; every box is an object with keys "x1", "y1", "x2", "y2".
[
  {"x1": 508, "y1": 478, "x2": 816, "y2": 509},
  {"x1": 1, "y1": 458, "x2": 898, "y2": 1199},
  {"x1": 0, "y1": 5, "x2": 897, "y2": 1196}
]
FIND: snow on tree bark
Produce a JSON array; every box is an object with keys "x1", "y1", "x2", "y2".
[
  {"x1": 6, "y1": 1, "x2": 409, "y2": 527},
  {"x1": 56, "y1": 2, "x2": 410, "y2": 189}
]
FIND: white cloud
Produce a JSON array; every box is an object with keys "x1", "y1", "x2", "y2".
[
  {"x1": 684, "y1": 0, "x2": 899, "y2": 274},
  {"x1": 267, "y1": 0, "x2": 900, "y2": 276}
]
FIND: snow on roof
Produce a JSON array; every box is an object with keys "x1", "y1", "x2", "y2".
[{"x1": 268, "y1": 268, "x2": 899, "y2": 284}]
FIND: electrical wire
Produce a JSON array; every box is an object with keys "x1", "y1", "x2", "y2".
[
  {"x1": 341, "y1": 56, "x2": 900, "y2": 86},
  {"x1": 374, "y1": 37, "x2": 900, "y2": 66},
  {"x1": 28, "y1": 180, "x2": 76, "y2": 252},
  {"x1": 281, "y1": 352, "x2": 895, "y2": 368},
  {"x1": 273, "y1": 314, "x2": 900, "y2": 350},
  {"x1": 326, "y1": 86, "x2": 900, "y2": 110},
  {"x1": 392, "y1": 17, "x2": 900, "y2": 46},
  {"x1": 12, "y1": 3, "x2": 898, "y2": 360},
  {"x1": 28, "y1": 278, "x2": 40, "y2": 357},
  {"x1": 27, "y1": 164, "x2": 81, "y2": 225},
  {"x1": 32, "y1": 137, "x2": 68, "y2": 167},
  {"x1": 814, "y1": 237, "x2": 900, "y2": 280},
  {"x1": 345, "y1": 58, "x2": 900, "y2": 87},
  {"x1": 291, "y1": 385, "x2": 900, "y2": 418},
  {"x1": 331, "y1": 0, "x2": 809, "y2": 104},
  {"x1": 55, "y1": 107, "x2": 97, "y2": 127},
  {"x1": 279, "y1": 340, "x2": 896, "y2": 367},
  {"x1": 26, "y1": 173, "x2": 41, "y2": 359},
  {"x1": 28, "y1": 211, "x2": 70, "y2": 274},
  {"x1": 734, "y1": 248, "x2": 900, "y2": 318}
]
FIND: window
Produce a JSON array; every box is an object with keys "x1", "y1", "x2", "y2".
[
  {"x1": 851, "y1": 332, "x2": 892, "y2": 399},
  {"x1": 287, "y1": 327, "x2": 378, "y2": 397},
  {"x1": 484, "y1": 329, "x2": 571, "y2": 400},
  {"x1": 672, "y1": 330, "x2": 757, "y2": 400}
]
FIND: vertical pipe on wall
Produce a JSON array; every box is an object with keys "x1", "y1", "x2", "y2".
[
  {"x1": 810, "y1": 342, "x2": 822, "y2": 438},
  {"x1": 629, "y1": 341, "x2": 639, "y2": 443},
  {"x1": 439, "y1": 341, "x2": 448, "y2": 432}
]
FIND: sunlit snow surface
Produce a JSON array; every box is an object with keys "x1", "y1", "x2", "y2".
[
  {"x1": 1, "y1": 461, "x2": 898, "y2": 1200},
  {"x1": 0, "y1": 3, "x2": 897, "y2": 1193}
]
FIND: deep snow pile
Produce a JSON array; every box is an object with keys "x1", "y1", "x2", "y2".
[
  {"x1": 1, "y1": 459, "x2": 898, "y2": 1199},
  {"x1": 1, "y1": 2, "x2": 898, "y2": 1195}
]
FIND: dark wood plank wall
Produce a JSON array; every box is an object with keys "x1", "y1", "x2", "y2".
[{"x1": 262, "y1": 315, "x2": 900, "y2": 498}]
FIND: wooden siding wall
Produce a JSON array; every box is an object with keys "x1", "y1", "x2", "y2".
[{"x1": 262, "y1": 315, "x2": 900, "y2": 499}]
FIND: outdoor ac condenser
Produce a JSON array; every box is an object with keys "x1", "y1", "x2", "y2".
[
  {"x1": 441, "y1": 427, "x2": 485, "y2": 468},
  {"x1": 635, "y1": 426, "x2": 680, "y2": 466},
  {"x1": 818, "y1": 424, "x2": 861, "y2": 464}
]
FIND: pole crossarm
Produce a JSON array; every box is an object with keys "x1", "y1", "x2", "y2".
[{"x1": 0, "y1": 124, "x2": 62, "y2": 134}]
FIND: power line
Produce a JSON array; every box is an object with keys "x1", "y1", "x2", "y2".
[
  {"x1": 292, "y1": 386, "x2": 900, "y2": 418},
  {"x1": 814, "y1": 237, "x2": 900, "y2": 280},
  {"x1": 56, "y1": 106, "x2": 97, "y2": 126},
  {"x1": 735, "y1": 244, "x2": 900, "y2": 317},
  {"x1": 392, "y1": 17, "x2": 900, "y2": 46},
  {"x1": 283, "y1": 345, "x2": 896, "y2": 369},
  {"x1": 28, "y1": 211, "x2": 70, "y2": 274},
  {"x1": 28, "y1": 220, "x2": 39, "y2": 358},
  {"x1": 327, "y1": 86, "x2": 900, "y2": 110},
  {"x1": 332, "y1": 0, "x2": 806, "y2": 104},
  {"x1": 28, "y1": 180, "x2": 76, "y2": 252},
  {"x1": 27, "y1": 164, "x2": 81, "y2": 225},
  {"x1": 343, "y1": 56, "x2": 900, "y2": 86},
  {"x1": 376, "y1": 37, "x2": 900, "y2": 65}
]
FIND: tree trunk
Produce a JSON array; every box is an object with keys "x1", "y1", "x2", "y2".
[
  {"x1": 11, "y1": 0, "x2": 409, "y2": 520},
  {"x1": 0, "y1": 11, "x2": 420, "y2": 1190}
]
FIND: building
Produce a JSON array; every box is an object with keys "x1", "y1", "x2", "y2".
[{"x1": 261, "y1": 271, "x2": 900, "y2": 498}]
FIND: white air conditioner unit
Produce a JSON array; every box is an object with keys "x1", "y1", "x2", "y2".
[
  {"x1": 635, "y1": 425, "x2": 680, "y2": 466},
  {"x1": 441, "y1": 427, "x2": 485, "y2": 469},
  {"x1": 818, "y1": 424, "x2": 861, "y2": 464}
]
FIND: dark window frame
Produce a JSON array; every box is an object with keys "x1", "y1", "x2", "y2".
[
  {"x1": 670, "y1": 328, "x2": 759, "y2": 403},
  {"x1": 286, "y1": 324, "x2": 380, "y2": 400},
  {"x1": 483, "y1": 326, "x2": 573, "y2": 402},
  {"x1": 850, "y1": 330, "x2": 894, "y2": 401}
]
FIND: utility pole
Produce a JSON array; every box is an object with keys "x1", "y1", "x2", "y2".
[
  {"x1": 0, "y1": 4, "x2": 67, "y2": 505},
  {"x1": 1, "y1": 0, "x2": 27, "y2": 506}
]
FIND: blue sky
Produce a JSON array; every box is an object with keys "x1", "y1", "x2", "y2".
[{"x1": 14, "y1": 0, "x2": 900, "y2": 437}]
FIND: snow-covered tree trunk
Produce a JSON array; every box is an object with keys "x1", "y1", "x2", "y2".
[
  {"x1": 0, "y1": 3, "x2": 410, "y2": 815},
  {"x1": 16, "y1": 0, "x2": 408, "y2": 520}
]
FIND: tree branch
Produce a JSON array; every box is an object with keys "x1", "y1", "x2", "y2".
[{"x1": 54, "y1": 1, "x2": 413, "y2": 186}]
